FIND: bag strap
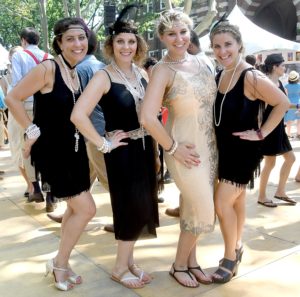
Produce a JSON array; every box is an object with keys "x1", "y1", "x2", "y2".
[{"x1": 23, "y1": 50, "x2": 48, "y2": 64}]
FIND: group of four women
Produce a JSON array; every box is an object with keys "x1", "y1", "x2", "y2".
[{"x1": 6, "y1": 7, "x2": 289, "y2": 291}]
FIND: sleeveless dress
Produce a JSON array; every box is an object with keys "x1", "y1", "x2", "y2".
[
  {"x1": 98, "y1": 70, "x2": 159, "y2": 241},
  {"x1": 261, "y1": 80, "x2": 292, "y2": 156},
  {"x1": 31, "y1": 61, "x2": 90, "y2": 198},
  {"x1": 284, "y1": 82, "x2": 300, "y2": 122},
  {"x1": 163, "y1": 58, "x2": 218, "y2": 235},
  {"x1": 214, "y1": 68, "x2": 263, "y2": 189}
]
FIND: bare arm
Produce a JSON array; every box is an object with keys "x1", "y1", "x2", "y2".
[
  {"x1": 234, "y1": 70, "x2": 289, "y2": 140},
  {"x1": 5, "y1": 60, "x2": 53, "y2": 129},
  {"x1": 140, "y1": 64, "x2": 200, "y2": 168},
  {"x1": 71, "y1": 70, "x2": 128, "y2": 151}
]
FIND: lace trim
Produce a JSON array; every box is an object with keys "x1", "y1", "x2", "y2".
[{"x1": 106, "y1": 127, "x2": 149, "y2": 140}]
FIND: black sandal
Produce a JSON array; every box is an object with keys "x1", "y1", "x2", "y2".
[
  {"x1": 212, "y1": 258, "x2": 237, "y2": 284},
  {"x1": 188, "y1": 266, "x2": 212, "y2": 284},
  {"x1": 169, "y1": 263, "x2": 199, "y2": 288}
]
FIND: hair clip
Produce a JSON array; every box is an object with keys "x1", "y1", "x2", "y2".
[{"x1": 210, "y1": 12, "x2": 228, "y2": 32}]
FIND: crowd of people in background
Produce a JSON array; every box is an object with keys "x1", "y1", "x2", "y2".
[{"x1": 0, "y1": 5, "x2": 300, "y2": 292}]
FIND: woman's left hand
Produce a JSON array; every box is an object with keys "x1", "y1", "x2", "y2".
[{"x1": 232, "y1": 129, "x2": 262, "y2": 141}]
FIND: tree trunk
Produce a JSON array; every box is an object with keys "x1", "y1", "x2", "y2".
[
  {"x1": 194, "y1": 0, "x2": 217, "y2": 35},
  {"x1": 38, "y1": 0, "x2": 49, "y2": 52},
  {"x1": 62, "y1": 0, "x2": 69, "y2": 17},
  {"x1": 165, "y1": 0, "x2": 172, "y2": 10},
  {"x1": 75, "y1": 0, "x2": 81, "y2": 17},
  {"x1": 184, "y1": 0, "x2": 192, "y2": 15}
]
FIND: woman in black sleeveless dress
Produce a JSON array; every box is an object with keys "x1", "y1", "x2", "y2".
[
  {"x1": 6, "y1": 18, "x2": 125, "y2": 292},
  {"x1": 210, "y1": 21, "x2": 290, "y2": 283},
  {"x1": 257, "y1": 54, "x2": 295, "y2": 206},
  {"x1": 71, "y1": 11, "x2": 159, "y2": 289}
]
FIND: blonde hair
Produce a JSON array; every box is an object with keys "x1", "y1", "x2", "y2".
[
  {"x1": 209, "y1": 22, "x2": 244, "y2": 53},
  {"x1": 156, "y1": 10, "x2": 193, "y2": 36}
]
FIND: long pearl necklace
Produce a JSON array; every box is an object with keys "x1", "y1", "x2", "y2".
[
  {"x1": 58, "y1": 54, "x2": 82, "y2": 152},
  {"x1": 111, "y1": 60, "x2": 145, "y2": 113},
  {"x1": 214, "y1": 56, "x2": 242, "y2": 127}
]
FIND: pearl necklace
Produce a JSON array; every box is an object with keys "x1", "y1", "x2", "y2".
[
  {"x1": 163, "y1": 53, "x2": 188, "y2": 64},
  {"x1": 58, "y1": 54, "x2": 82, "y2": 152},
  {"x1": 214, "y1": 56, "x2": 242, "y2": 127},
  {"x1": 111, "y1": 60, "x2": 145, "y2": 112}
]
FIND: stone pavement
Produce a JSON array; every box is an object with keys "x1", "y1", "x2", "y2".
[{"x1": 0, "y1": 139, "x2": 300, "y2": 297}]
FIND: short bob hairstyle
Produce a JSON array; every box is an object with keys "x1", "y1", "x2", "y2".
[
  {"x1": 156, "y1": 10, "x2": 193, "y2": 37},
  {"x1": 103, "y1": 21, "x2": 148, "y2": 66},
  {"x1": 52, "y1": 17, "x2": 90, "y2": 55}
]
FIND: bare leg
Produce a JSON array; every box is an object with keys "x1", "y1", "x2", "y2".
[
  {"x1": 295, "y1": 166, "x2": 300, "y2": 182},
  {"x1": 297, "y1": 120, "x2": 300, "y2": 136},
  {"x1": 234, "y1": 190, "x2": 246, "y2": 250},
  {"x1": 275, "y1": 151, "x2": 295, "y2": 197},
  {"x1": 112, "y1": 240, "x2": 144, "y2": 288},
  {"x1": 19, "y1": 166, "x2": 33, "y2": 193},
  {"x1": 170, "y1": 231, "x2": 198, "y2": 287},
  {"x1": 285, "y1": 121, "x2": 292, "y2": 137},
  {"x1": 54, "y1": 191, "x2": 96, "y2": 283},
  {"x1": 258, "y1": 156, "x2": 276, "y2": 203}
]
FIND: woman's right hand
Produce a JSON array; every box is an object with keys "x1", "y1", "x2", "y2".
[
  {"x1": 173, "y1": 142, "x2": 201, "y2": 168},
  {"x1": 22, "y1": 137, "x2": 38, "y2": 159},
  {"x1": 108, "y1": 130, "x2": 129, "y2": 151}
]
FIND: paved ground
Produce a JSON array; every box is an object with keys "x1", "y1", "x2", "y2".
[{"x1": 0, "y1": 138, "x2": 300, "y2": 297}]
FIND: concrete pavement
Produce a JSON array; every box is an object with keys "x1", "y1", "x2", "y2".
[{"x1": 0, "y1": 139, "x2": 300, "y2": 297}]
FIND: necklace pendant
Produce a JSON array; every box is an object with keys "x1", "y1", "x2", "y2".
[{"x1": 74, "y1": 131, "x2": 80, "y2": 152}]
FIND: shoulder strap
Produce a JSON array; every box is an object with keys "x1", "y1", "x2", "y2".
[{"x1": 101, "y1": 69, "x2": 112, "y2": 82}]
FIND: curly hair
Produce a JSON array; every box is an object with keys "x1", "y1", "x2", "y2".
[{"x1": 103, "y1": 28, "x2": 148, "y2": 66}]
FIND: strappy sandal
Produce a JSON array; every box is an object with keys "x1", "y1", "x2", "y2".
[
  {"x1": 67, "y1": 264, "x2": 82, "y2": 284},
  {"x1": 111, "y1": 270, "x2": 145, "y2": 289},
  {"x1": 129, "y1": 264, "x2": 152, "y2": 284},
  {"x1": 169, "y1": 263, "x2": 199, "y2": 288},
  {"x1": 212, "y1": 258, "x2": 237, "y2": 284},
  {"x1": 188, "y1": 266, "x2": 212, "y2": 284}
]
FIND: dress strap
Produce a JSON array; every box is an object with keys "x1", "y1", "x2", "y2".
[{"x1": 101, "y1": 69, "x2": 112, "y2": 82}]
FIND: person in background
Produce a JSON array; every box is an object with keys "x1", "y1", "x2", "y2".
[
  {"x1": 187, "y1": 29, "x2": 215, "y2": 74},
  {"x1": 9, "y1": 28, "x2": 54, "y2": 210},
  {"x1": 71, "y1": 5, "x2": 159, "y2": 289},
  {"x1": 245, "y1": 54, "x2": 257, "y2": 67},
  {"x1": 257, "y1": 54, "x2": 296, "y2": 207},
  {"x1": 284, "y1": 70, "x2": 300, "y2": 138},
  {"x1": 141, "y1": 10, "x2": 217, "y2": 288},
  {"x1": 6, "y1": 17, "x2": 125, "y2": 291},
  {"x1": 210, "y1": 20, "x2": 289, "y2": 283}
]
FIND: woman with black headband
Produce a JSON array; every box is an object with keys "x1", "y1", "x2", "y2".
[
  {"x1": 72, "y1": 5, "x2": 159, "y2": 289},
  {"x1": 6, "y1": 17, "x2": 125, "y2": 291}
]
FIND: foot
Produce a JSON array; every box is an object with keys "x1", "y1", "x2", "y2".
[
  {"x1": 212, "y1": 258, "x2": 237, "y2": 284},
  {"x1": 274, "y1": 194, "x2": 297, "y2": 205},
  {"x1": 68, "y1": 264, "x2": 82, "y2": 284},
  {"x1": 188, "y1": 266, "x2": 212, "y2": 284},
  {"x1": 47, "y1": 213, "x2": 63, "y2": 223},
  {"x1": 111, "y1": 269, "x2": 145, "y2": 289},
  {"x1": 169, "y1": 263, "x2": 199, "y2": 288},
  {"x1": 165, "y1": 207, "x2": 180, "y2": 217},
  {"x1": 104, "y1": 224, "x2": 114, "y2": 233},
  {"x1": 257, "y1": 199, "x2": 277, "y2": 208},
  {"x1": 129, "y1": 264, "x2": 152, "y2": 284},
  {"x1": 27, "y1": 192, "x2": 44, "y2": 203}
]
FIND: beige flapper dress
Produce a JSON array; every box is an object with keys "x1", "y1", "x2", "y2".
[{"x1": 163, "y1": 58, "x2": 218, "y2": 235}]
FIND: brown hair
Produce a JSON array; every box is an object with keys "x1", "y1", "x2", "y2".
[
  {"x1": 103, "y1": 28, "x2": 148, "y2": 66},
  {"x1": 209, "y1": 22, "x2": 244, "y2": 53}
]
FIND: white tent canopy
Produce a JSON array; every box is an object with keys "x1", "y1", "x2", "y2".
[
  {"x1": 0, "y1": 43, "x2": 9, "y2": 70},
  {"x1": 199, "y1": 5, "x2": 300, "y2": 55}
]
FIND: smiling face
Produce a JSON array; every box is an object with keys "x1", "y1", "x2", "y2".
[
  {"x1": 160, "y1": 22, "x2": 190, "y2": 59},
  {"x1": 112, "y1": 32, "x2": 137, "y2": 63},
  {"x1": 211, "y1": 32, "x2": 242, "y2": 69},
  {"x1": 58, "y1": 27, "x2": 88, "y2": 66}
]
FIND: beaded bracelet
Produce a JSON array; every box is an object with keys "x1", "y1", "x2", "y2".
[
  {"x1": 165, "y1": 140, "x2": 178, "y2": 155},
  {"x1": 256, "y1": 129, "x2": 264, "y2": 140},
  {"x1": 25, "y1": 123, "x2": 41, "y2": 139},
  {"x1": 97, "y1": 137, "x2": 112, "y2": 153}
]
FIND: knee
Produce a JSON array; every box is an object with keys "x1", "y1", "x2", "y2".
[{"x1": 285, "y1": 152, "x2": 296, "y2": 164}]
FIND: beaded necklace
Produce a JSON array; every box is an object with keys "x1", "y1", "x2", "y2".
[
  {"x1": 58, "y1": 54, "x2": 82, "y2": 152},
  {"x1": 162, "y1": 52, "x2": 188, "y2": 64},
  {"x1": 111, "y1": 60, "x2": 145, "y2": 114},
  {"x1": 214, "y1": 56, "x2": 241, "y2": 127}
]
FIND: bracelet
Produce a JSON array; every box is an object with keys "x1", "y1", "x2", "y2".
[
  {"x1": 256, "y1": 129, "x2": 264, "y2": 140},
  {"x1": 25, "y1": 123, "x2": 41, "y2": 139},
  {"x1": 97, "y1": 137, "x2": 112, "y2": 153},
  {"x1": 165, "y1": 140, "x2": 178, "y2": 155}
]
